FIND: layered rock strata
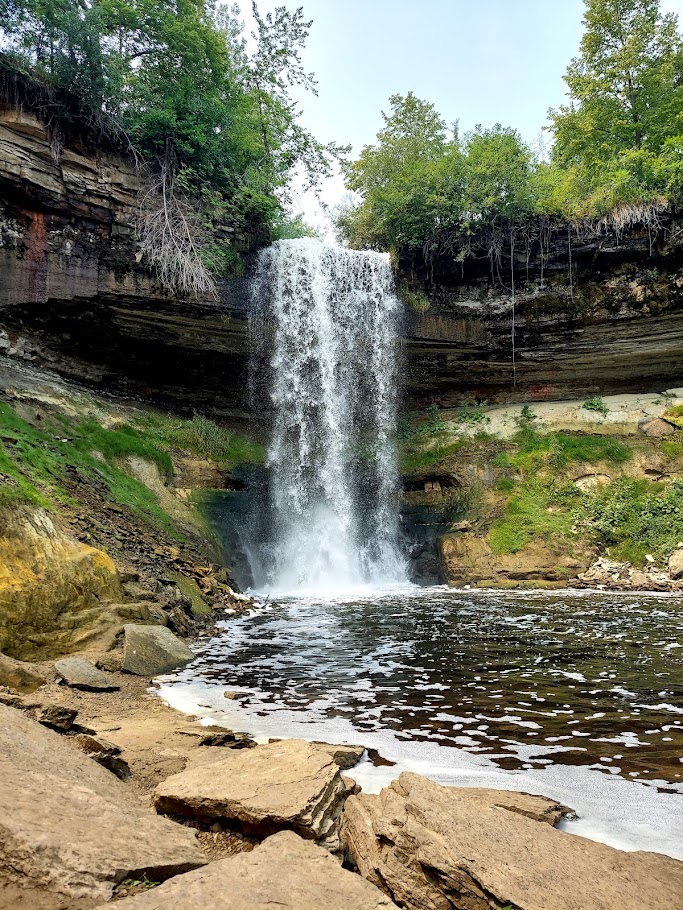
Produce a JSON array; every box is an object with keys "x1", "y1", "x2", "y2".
[{"x1": 342, "y1": 772, "x2": 683, "y2": 910}]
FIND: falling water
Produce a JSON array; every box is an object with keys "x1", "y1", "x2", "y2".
[{"x1": 250, "y1": 239, "x2": 407, "y2": 595}]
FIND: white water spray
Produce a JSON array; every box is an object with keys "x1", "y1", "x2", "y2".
[{"x1": 251, "y1": 239, "x2": 407, "y2": 595}]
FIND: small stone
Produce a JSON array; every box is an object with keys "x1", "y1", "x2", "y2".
[
  {"x1": 55, "y1": 657, "x2": 120, "y2": 691},
  {"x1": 638, "y1": 416, "x2": 676, "y2": 437},
  {"x1": 198, "y1": 730, "x2": 256, "y2": 749},
  {"x1": 311, "y1": 742, "x2": 365, "y2": 770},
  {"x1": 121, "y1": 624, "x2": 194, "y2": 676},
  {"x1": 75, "y1": 733, "x2": 131, "y2": 780},
  {"x1": 35, "y1": 705, "x2": 78, "y2": 732}
]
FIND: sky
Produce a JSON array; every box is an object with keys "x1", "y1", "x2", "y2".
[{"x1": 243, "y1": 0, "x2": 683, "y2": 230}]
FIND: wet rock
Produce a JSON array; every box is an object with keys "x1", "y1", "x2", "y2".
[
  {"x1": 342, "y1": 772, "x2": 683, "y2": 910},
  {"x1": 668, "y1": 547, "x2": 683, "y2": 579},
  {"x1": 154, "y1": 739, "x2": 351, "y2": 851},
  {"x1": 54, "y1": 657, "x2": 120, "y2": 691},
  {"x1": 0, "y1": 652, "x2": 47, "y2": 693},
  {"x1": 95, "y1": 830, "x2": 397, "y2": 910},
  {"x1": 121, "y1": 624, "x2": 194, "y2": 676},
  {"x1": 0, "y1": 703, "x2": 206, "y2": 901}
]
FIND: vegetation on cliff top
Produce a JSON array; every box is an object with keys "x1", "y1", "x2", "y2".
[
  {"x1": 0, "y1": 0, "x2": 335, "y2": 292},
  {"x1": 337, "y1": 0, "x2": 683, "y2": 262}
]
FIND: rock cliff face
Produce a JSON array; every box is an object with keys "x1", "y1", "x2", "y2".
[
  {"x1": 2, "y1": 108, "x2": 682, "y2": 421},
  {"x1": 0, "y1": 106, "x2": 252, "y2": 419},
  {"x1": 399, "y1": 217, "x2": 683, "y2": 408}
]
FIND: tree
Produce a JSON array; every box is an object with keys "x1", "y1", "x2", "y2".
[{"x1": 549, "y1": 0, "x2": 683, "y2": 210}]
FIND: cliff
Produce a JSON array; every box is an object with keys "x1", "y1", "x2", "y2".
[
  {"x1": 0, "y1": 105, "x2": 253, "y2": 420},
  {"x1": 1, "y1": 107, "x2": 682, "y2": 423},
  {"x1": 399, "y1": 214, "x2": 683, "y2": 409}
]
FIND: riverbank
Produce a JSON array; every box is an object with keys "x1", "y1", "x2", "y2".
[{"x1": 2, "y1": 621, "x2": 683, "y2": 910}]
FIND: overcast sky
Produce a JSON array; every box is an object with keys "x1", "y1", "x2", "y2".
[{"x1": 243, "y1": 0, "x2": 683, "y2": 230}]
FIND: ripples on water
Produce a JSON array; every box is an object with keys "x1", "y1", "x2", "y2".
[{"x1": 158, "y1": 588, "x2": 683, "y2": 858}]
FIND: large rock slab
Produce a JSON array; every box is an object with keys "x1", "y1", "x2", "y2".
[
  {"x1": 342, "y1": 772, "x2": 683, "y2": 910},
  {"x1": 154, "y1": 739, "x2": 350, "y2": 850},
  {"x1": 54, "y1": 656, "x2": 120, "y2": 690},
  {"x1": 95, "y1": 830, "x2": 397, "y2": 910},
  {"x1": 122, "y1": 624, "x2": 194, "y2": 676},
  {"x1": 0, "y1": 703, "x2": 206, "y2": 901}
]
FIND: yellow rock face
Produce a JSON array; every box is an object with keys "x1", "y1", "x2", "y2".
[{"x1": 0, "y1": 507, "x2": 122, "y2": 659}]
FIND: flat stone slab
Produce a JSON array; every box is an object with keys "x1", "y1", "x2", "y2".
[
  {"x1": 342, "y1": 772, "x2": 683, "y2": 910},
  {"x1": 0, "y1": 703, "x2": 206, "y2": 901},
  {"x1": 154, "y1": 739, "x2": 349, "y2": 848},
  {"x1": 96, "y1": 830, "x2": 397, "y2": 909},
  {"x1": 54, "y1": 656, "x2": 120, "y2": 690},
  {"x1": 122, "y1": 624, "x2": 194, "y2": 676}
]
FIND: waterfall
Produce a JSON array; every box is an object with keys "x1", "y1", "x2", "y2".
[{"x1": 250, "y1": 238, "x2": 407, "y2": 595}]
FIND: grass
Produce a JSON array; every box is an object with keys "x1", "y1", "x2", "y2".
[
  {"x1": 492, "y1": 427, "x2": 632, "y2": 474},
  {"x1": 0, "y1": 401, "x2": 180, "y2": 535},
  {"x1": 132, "y1": 411, "x2": 264, "y2": 465},
  {"x1": 487, "y1": 480, "x2": 579, "y2": 555}
]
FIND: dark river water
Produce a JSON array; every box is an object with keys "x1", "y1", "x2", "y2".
[{"x1": 157, "y1": 587, "x2": 683, "y2": 859}]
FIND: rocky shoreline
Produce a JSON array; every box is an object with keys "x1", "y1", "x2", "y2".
[{"x1": 1, "y1": 627, "x2": 683, "y2": 910}]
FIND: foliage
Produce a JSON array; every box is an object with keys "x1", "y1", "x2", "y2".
[
  {"x1": 0, "y1": 0, "x2": 340, "y2": 292},
  {"x1": 487, "y1": 479, "x2": 579, "y2": 554},
  {"x1": 548, "y1": 0, "x2": 683, "y2": 213},
  {"x1": 583, "y1": 396, "x2": 610, "y2": 416},
  {"x1": 132, "y1": 411, "x2": 264, "y2": 465},
  {"x1": 457, "y1": 404, "x2": 490, "y2": 425},
  {"x1": 492, "y1": 427, "x2": 631, "y2": 473},
  {"x1": 337, "y1": 0, "x2": 682, "y2": 262},
  {"x1": 584, "y1": 476, "x2": 683, "y2": 562}
]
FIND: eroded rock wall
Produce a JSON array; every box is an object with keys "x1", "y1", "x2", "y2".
[
  {"x1": 400, "y1": 217, "x2": 683, "y2": 408},
  {"x1": 0, "y1": 106, "x2": 253, "y2": 419}
]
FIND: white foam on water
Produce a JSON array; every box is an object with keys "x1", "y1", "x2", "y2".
[{"x1": 157, "y1": 674, "x2": 683, "y2": 860}]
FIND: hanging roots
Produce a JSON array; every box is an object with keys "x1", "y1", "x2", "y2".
[{"x1": 135, "y1": 167, "x2": 217, "y2": 299}]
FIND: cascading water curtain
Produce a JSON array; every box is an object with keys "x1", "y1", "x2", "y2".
[{"x1": 250, "y1": 239, "x2": 407, "y2": 595}]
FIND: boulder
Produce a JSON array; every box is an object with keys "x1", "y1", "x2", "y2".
[
  {"x1": 668, "y1": 548, "x2": 683, "y2": 579},
  {"x1": 154, "y1": 739, "x2": 350, "y2": 850},
  {"x1": 54, "y1": 656, "x2": 120, "y2": 690},
  {"x1": 0, "y1": 507, "x2": 123, "y2": 659},
  {"x1": 638, "y1": 416, "x2": 676, "y2": 437},
  {"x1": 122, "y1": 624, "x2": 194, "y2": 676},
  {"x1": 342, "y1": 773, "x2": 683, "y2": 910},
  {"x1": 95, "y1": 830, "x2": 397, "y2": 910},
  {"x1": 0, "y1": 651, "x2": 47, "y2": 693},
  {"x1": 0, "y1": 703, "x2": 206, "y2": 901}
]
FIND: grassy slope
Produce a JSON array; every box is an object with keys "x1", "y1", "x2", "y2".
[
  {"x1": 0, "y1": 398, "x2": 264, "y2": 542},
  {"x1": 399, "y1": 411, "x2": 683, "y2": 568}
]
